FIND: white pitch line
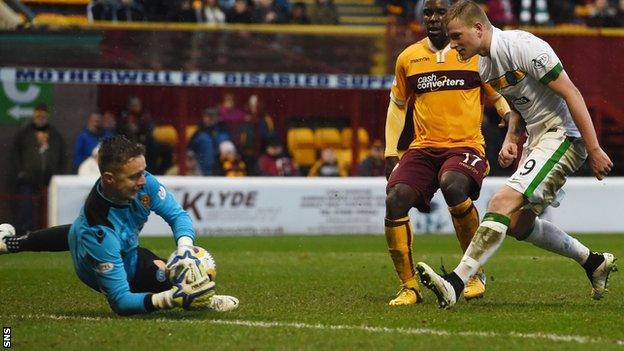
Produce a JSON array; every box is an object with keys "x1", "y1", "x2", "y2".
[{"x1": 6, "y1": 314, "x2": 624, "y2": 346}]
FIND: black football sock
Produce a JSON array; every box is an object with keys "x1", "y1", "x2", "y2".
[
  {"x1": 5, "y1": 224, "x2": 70, "y2": 252},
  {"x1": 582, "y1": 252, "x2": 605, "y2": 276},
  {"x1": 444, "y1": 272, "x2": 465, "y2": 298}
]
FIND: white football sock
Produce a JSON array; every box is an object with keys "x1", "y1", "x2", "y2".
[
  {"x1": 523, "y1": 218, "x2": 590, "y2": 264},
  {"x1": 454, "y1": 220, "x2": 507, "y2": 283}
]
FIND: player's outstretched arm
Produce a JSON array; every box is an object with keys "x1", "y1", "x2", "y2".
[
  {"x1": 384, "y1": 101, "x2": 407, "y2": 179},
  {"x1": 145, "y1": 174, "x2": 197, "y2": 245},
  {"x1": 547, "y1": 72, "x2": 613, "y2": 180}
]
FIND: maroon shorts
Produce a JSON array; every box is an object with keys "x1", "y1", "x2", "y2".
[{"x1": 387, "y1": 147, "x2": 488, "y2": 213}]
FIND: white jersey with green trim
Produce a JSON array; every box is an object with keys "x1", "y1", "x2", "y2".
[{"x1": 479, "y1": 27, "x2": 580, "y2": 139}]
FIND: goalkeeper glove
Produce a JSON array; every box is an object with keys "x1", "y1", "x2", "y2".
[
  {"x1": 151, "y1": 267, "x2": 216, "y2": 310},
  {"x1": 176, "y1": 236, "x2": 194, "y2": 256}
]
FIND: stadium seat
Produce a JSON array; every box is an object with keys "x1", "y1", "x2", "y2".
[
  {"x1": 341, "y1": 128, "x2": 370, "y2": 149},
  {"x1": 287, "y1": 127, "x2": 315, "y2": 151},
  {"x1": 314, "y1": 127, "x2": 342, "y2": 150},
  {"x1": 335, "y1": 149, "x2": 354, "y2": 168},
  {"x1": 287, "y1": 128, "x2": 316, "y2": 167},
  {"x1": 152, "y1": 125, "x2": 179, "y2": 147},
  {"x1": 335, "y1": 149, "x2": 369, "y2": 168},
  {"x1": 359, "y1": 149, "x2": 369, "y2": 161},
  {"x1": 292, "y1": 149, "x2": 317, "y2": 167}
]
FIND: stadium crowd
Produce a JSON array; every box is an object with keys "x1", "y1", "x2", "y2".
[
  {"x1": 86, "y1": 0, "x2": 624, "y2": 27},
  {"x1": 7, "y1": 91, "x2": 391, "y2": 232},
  {"x1": 385, "y1": 0, "x2": 624, "y2": 27},
  {"x1": 87, "y1": 0, "x2": 340, "y2": 24}
]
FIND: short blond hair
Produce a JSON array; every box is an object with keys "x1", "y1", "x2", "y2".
[{"x1": 444, "y1": 0, "x2": 491, "y2": 28}]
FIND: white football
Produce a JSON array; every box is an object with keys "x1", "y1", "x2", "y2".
[{"x1": 166, "y1": 246, "x2": 217, "y2": 284}]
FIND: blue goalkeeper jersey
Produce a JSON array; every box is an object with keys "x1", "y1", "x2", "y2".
[{"x1": 68, "y1": 172, "x2": 195, "y2": 315}]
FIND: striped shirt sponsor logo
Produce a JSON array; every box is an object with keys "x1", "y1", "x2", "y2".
[{"x1": 409, "y1": 70, "x2": 480, "y2": 94}]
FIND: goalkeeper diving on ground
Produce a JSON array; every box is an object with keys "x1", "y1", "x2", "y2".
[{"x1": 0, "y1": 135, "x2": 238, "y2": 315}]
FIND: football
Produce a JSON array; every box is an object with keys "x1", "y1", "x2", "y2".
[{"x1": 166, "y1": 246, "x2": 217, "y2": 284}]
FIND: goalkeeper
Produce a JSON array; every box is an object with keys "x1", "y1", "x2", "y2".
[{"x1": 1, "y1": 135, "x2": 238, "y2": 315}]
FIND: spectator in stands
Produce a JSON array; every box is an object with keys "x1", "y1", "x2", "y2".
[
  {"x1": 87, "y1": 0, "x2": 117, "y2": 21},
  {"x1": 10, "y1": 104, "x2": 67, "y2": 234},
  {"x1": 587, "y1": 0, "x2": 619, "y2": 27},
  {"x1": 216, "y1": 141, "x2": 247, "y2": 177},
  {"x1": 309, "y1": 0, "x2": 340, "y2": 24},
  {"x1": 78, "y1": 143, "x2": 101, "y2": 176},
  {"x1": 518, "y1": 0, "x2": 550, "y2": 25},
  {"x1": 229, "y1": 94, "x2": 278, "y2": 174},
  {"x1": 547, "y1": 0, "x2": 582, "y2": 24},
  {"x1": 189, "y1": 107, "x2": 231, "y2": 176},
  {"x1": 358, "y1": 139, "x2": 385, "y2": 177},
  {"x1": 168, "y1": 0, "x2": 206, "y2": 22},
  {"x1": 308, "y1": 147, "x2": 348, "y2": 177},
  {"x1": 143, "y1": 0, "x2": 169, "y2": 21},
  {"x1": 226, "y1": 0, "x2": 253, "y2": 23},
  {"x1": 614, "y1": 0, "x2": 624, "y2": 26},
  {"x1": 229, "y1": 115, "x2": 257, "y2": 174},
  {"x1": 384, "y1": 0, "x2": 411, "y2": 23},
  {"x1": 102, "y1": 110, "x2": 117, "y2": 136},
  {"x1": 73, "y1": 112, "x2": 109, "y2": 172},
  {"x1": 258, "y1": 138, "x2": 299, "y2": 176},
  {"x1": 275, "y1": 0, "x2": 292, "y2": 15},
  {"x1": 165, "y1": 150, "x2": 203, "y2": 176},
  {"x1": 118, "y1": 96, "x2": 172, "y2": 175},
  {"x1": 115, "y1": 0, "x2": 146, "y2": 21},
  {"x1": 218, "y1": 92, "x2": 247, "y2": 123},
  {"x1": 204, "y1": 0, "x2": 226, "y2": 23},
  {"x1": 219, "y1": 0, "x2": 236, "y2": 11},
  {"x1": 118, "y1": 96, "x2": 146, "y2": 138},
  {"x1": 246, "y1": 94, "x2": 278, "y2": 149},
  {"x1": 251, "y1": 0, "x2": 289, "y2": 23},
  {"x1": 290, "y1": 2, "x2": 311, "y2": 23},
  {"x1": 485, "y1": 0, "x2": 514, "y2": 26},
  {"x1": 89, "y1": 0, "x2": 145, "y2": 21}
]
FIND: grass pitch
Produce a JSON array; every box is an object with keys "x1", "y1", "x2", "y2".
[{"x1": 1, "y1": 234, "x2": 623, "y2": 350}]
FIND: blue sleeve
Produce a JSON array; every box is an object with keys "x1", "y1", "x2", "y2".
[
  {"x1": 217, "y1": 131, "x2": 231, "y2": 145},
  {"x1": 83, "y1": 226, "x2": 151, "y2": 315},
  {"x1": 145, "y1": 173, "x2": 195, "y2": 243},
  {"x1": 190, "y1": 133, "x2": 216, "y2": 176},
  {"x1": 73, "y1": 132, "x2": 88, "y2": 170}
]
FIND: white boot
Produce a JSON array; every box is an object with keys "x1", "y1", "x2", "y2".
[{"x1": 207, "y1": 295, "x2": 239, "y2": 312}]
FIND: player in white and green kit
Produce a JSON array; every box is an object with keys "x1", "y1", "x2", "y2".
[{"x1": 415, "y1": 0, "x2": 617, "y2": 309}]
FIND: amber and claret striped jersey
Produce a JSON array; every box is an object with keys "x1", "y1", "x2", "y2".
[{"x1": 390, "y1": 37, "x2": 487, "y2": 155}]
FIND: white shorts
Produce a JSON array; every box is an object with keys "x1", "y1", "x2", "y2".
[{"x1": 506, "y1": 127, "x2": 587, "y2": 215}]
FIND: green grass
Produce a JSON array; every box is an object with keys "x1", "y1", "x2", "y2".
[{"x1": 1, "y1": 234, "x2": 623, "y2": 350}]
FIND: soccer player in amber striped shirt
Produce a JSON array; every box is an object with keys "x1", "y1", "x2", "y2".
[{"x1": 383, "y1": 0, "x2": 516, "y2": 306}]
